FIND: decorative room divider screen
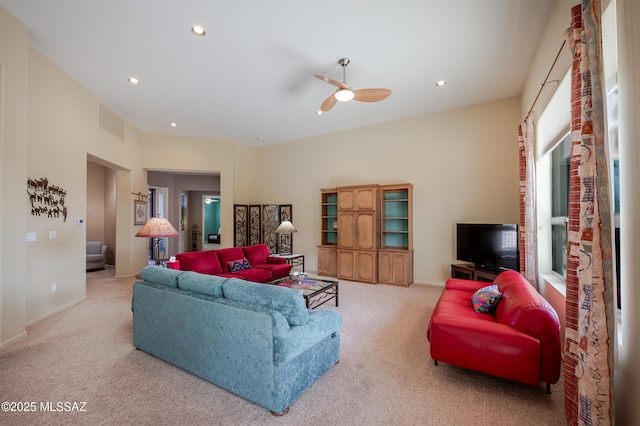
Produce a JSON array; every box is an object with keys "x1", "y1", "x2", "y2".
[{"x1": 234, "y1": 204, "x2": 292, "y2": 254}]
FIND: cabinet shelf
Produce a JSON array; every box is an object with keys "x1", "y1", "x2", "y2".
[
  {"x1": 321, "y1": 189, "x2": 339, "y2": 246},
  {"x1": 380, "y1": 184, "x2": 412, "y2": 252}
]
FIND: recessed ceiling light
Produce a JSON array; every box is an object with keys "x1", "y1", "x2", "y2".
[
  {"x1": 170, "y1": 122, "x2": 177, "y2": 127},
  {"x1": 316, "y1": 111, "x2": 323, "y2": 116},
  {"x1": 128, "y1": 77, "x2": 140, "y2": 85},
  {"x1": 435, "y1": 80, "x2": 447, "y2": 87},
  {"x1": 191, "y1": 26, "x2": 206, "y2": 37},
  {"x1": 256, "y1": 136, "x2": 263, "y2": 141}
]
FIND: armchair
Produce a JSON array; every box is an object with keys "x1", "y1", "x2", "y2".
[{"x1": 86, "y1": 241, "x2": 107, "y2": 270}]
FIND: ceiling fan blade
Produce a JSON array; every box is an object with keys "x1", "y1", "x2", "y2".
[
  {"x1": 353, "y1": 88, "x2": 392, "y2": 103},
  {"x1": 320, "y1": 93, "x2": 338, "y2": 112},
  {"x1": 314, "y1": 74, "x2": 351, "y2": 90}
]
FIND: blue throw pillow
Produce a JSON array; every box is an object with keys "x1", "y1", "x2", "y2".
[
  {"x1": 227, "y1": 257, "x2": 251, "y2": 273},
  {"x1": 471, "y1": 284, "x2": 502, "y2": 313}
]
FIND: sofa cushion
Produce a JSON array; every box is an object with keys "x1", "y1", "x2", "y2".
[
  {"x1": 216, "y1": 247, "x2": 245, "y2": 273},
  {"x1": 177, "y1": 271, "x2": 226, "y2": 298},
  {"x1": 252, "y1": 262, "x2": 291, "y2": 279},
  {"x1": 471, "y1": 284, "x2": 502, "y2": 313},
  {"x1": 86, "y1": 253, "x2": 105, "y2": 262},
  {"x1": 243, "y1": 243, "x2": 270, "y2": 265},
  {"x1": 227, "y1": 258, "x2": 251, "y2": 272},
  {"x1": 176, "y1": 250, "x2": 223, "y2": 275},
  {"x1": 222, "y1": 278, "x2": 309, "y2": 326},
  {"x1": 140, "y1": 265, "x2": 182, "y2": 288},
  {"x1": 227, "y1": 267, "x2": 272, "y2": 283}
]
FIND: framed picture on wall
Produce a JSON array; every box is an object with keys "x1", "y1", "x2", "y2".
[{"x1": 134, "y1": 200, "x2": 147, "y2": 225}]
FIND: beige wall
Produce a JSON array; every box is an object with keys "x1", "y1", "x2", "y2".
[
  {"x1": 25, "y1": 47, "x2": 147, "y2": 324},
  {"x1": 0, "y1": 6, "x2": 29, "y2": 345},
  {"x1": 255, "y1": 97, "x2": 522, "y2": 284}
]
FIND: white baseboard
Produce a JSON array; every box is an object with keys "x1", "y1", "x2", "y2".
[
  {"x1": 26, "y1": 296, "x2": 87, "y2": 327},
  {"x1": 0, "y1": 330, "x2": 28, "y2": 348}
]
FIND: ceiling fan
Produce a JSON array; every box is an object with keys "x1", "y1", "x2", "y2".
[{"x1": 314, "y1": 58, "x2": 392, "y2": 112}]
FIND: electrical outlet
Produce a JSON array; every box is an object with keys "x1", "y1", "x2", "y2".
[{"x1": 51, "y1": 283, "x2": 57, "y2": 292}]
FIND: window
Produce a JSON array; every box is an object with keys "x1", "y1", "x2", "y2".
[
  {"x1": 550, "y1": 133, "x2": 571, "y2": 279},
  {"x1": 535, "y1": 69, "x2": 570, "y2": 288}
]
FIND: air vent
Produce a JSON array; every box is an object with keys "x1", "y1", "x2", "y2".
[{"x1": 98, "y1": 103, "x2": 124, "y2": 140}]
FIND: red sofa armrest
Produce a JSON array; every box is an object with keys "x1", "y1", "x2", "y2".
[{"x1": 267, "y1": 256, "x2": 286, "y2": 264}]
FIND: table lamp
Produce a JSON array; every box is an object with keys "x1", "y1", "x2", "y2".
[
  {"x1": 275, "y1": 220, "x2": 297, "y2": 254},
  {"x1": 135, "y1": 217, "x2": 179, "y2": 265}
]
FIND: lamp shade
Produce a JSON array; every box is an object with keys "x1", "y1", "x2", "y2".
[
  {"x1": 135, "y1": 217, "x2": 179, "y2": 238},
  {"x1": 275, "y1": 220, "x2": 297, "y2": 233}
]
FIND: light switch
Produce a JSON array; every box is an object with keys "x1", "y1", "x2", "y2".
[
  {"x1": 50, "y1": 231, "x2": 57, "y2": 240},
  {"x1": 26, "y1": 232, "x2": 36, "y2": 242}
]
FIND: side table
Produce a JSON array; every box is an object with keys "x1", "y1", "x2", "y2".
[{"x1": 271, "y1": 253, "x2": 305, "y2": 272}]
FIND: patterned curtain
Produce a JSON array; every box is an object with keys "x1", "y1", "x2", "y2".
[
  {"x1": 518, "y1": 119, "x2": 536, "y2": 286},
  {"x1": 563, "y1": 1, "x2": 615, "y2": 424}
]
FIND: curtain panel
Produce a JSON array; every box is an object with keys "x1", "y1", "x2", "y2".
[
  {"x1": 518, "y1": 120, "x2": 537, "y2": 286},
  {"x1": 563, "y1": 1, "x2": 616, "y2": 424}
]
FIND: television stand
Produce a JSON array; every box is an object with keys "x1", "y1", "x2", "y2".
[{"x1": 451, "y1": 264, "x2": 500, "y2": 282}]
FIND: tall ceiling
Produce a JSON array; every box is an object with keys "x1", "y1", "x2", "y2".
[{"x1": 0, "y1": 0, "x2": 554, "y2": 147}]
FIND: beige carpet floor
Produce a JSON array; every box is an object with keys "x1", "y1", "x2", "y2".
[{"x1": 0, "y1": 268, "x2": 565, "y2": 425}]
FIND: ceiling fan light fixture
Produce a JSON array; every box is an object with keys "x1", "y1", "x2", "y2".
[{"x1": 334, "y1": 89, "x2": 354, "y2": 102}]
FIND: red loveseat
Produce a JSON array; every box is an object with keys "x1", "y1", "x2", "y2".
[
  {"x1": 175, "y1": 244, "x2": 291, "y2": 283},
  {"x1": 426, "y1": 270, "x2": 561, "y2": 392}
]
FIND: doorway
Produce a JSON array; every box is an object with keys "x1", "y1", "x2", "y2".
[
  {"x1": 203, "y1": 195, "x2": 221, "y2": 249},
  {"x1": 86, "y1": 159, "x2": 117, "y2": 268}
]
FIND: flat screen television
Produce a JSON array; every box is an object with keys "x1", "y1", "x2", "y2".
[{"x1": 456, "y1": 223, "x2": 519, "y2": 272}]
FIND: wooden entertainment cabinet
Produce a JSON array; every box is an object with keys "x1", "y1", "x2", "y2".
[
  {"x1": 450, "y1": 264, "x2": 501, "y2": 282},
  {"x1": 318, "y1": 183, "x2": 413, "y2": 286}
]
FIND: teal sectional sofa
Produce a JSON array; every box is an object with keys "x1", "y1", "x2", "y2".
[{"x1": 131, "y1": 266, "x2": 342, "y2": 415}]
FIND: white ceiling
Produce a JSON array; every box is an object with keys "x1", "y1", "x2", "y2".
[{"x1": 1, "y1": 0, "x2": 554, "y2": 147}]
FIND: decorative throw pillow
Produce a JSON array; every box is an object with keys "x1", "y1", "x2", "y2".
[
  {"x1": 471, "y1": 284, "x2": 502, "y2": 313},
  {"x1": 227, "y1": 258, "x2": 251, "y2": 273}
]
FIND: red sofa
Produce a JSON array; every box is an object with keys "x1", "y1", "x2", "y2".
[
  {"x1": 426, "y1": 270, "x2": 561, "y2": 392},
  {"x1": 175, "y1": 244, "x2": 291, "y2": 283}
]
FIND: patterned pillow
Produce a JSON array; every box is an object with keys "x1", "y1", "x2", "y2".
[
  {"x1": 227, "y1": 258, "x2": 251, "y2": 273},
  {"x1": 471, "y1": 284, "x2": 502, "y2": 313}
]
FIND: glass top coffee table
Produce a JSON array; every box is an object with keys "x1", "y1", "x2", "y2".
[{"x1": 274, "y1": 277, "x2": 339, "y2": 309}]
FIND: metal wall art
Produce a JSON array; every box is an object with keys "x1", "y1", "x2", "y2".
[{"x1": 27, "y1": 178, "x2": 68, "y2": 221}]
